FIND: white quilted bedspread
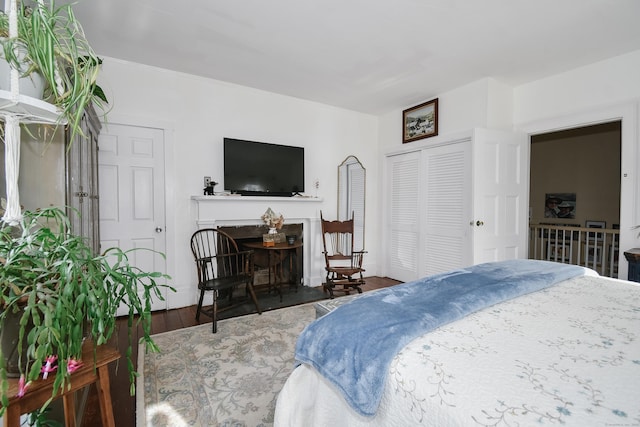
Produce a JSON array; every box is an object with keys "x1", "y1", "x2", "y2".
[{"x1": 274, "y1": 275, "x2": 640, "y2": 426}]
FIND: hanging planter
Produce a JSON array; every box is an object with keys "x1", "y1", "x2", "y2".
[
  {"x1": 0, "y1": 56, "x2": 45, "y2": 98},
  {"x1": 0, "y1": 0, "x2": 108, "y2": 139},
  {"x1": 0, "y1": 0, "x2": 108, "y2": 225}
]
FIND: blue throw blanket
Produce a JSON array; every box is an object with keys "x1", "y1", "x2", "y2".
[{"x1": 294, "y1": 259, "x2": 592, "y2": 417}]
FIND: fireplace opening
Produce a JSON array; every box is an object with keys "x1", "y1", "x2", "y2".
[{"x1": 217, "y1": 223, "x2": 303, "y2": 289}]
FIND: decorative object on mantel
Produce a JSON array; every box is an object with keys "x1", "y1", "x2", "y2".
[
  {"x1": 203, "y1": 180, "x2": 218, "y2": 195},
  {"x1": 402, "y1": 98, "x2": 438, "y2": 143}
]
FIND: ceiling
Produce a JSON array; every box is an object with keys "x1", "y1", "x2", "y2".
[{"x1": 66, "y1": 0, "x2": 640, "y2": 115}]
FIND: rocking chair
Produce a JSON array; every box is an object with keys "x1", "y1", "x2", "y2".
[{"x1": 320, "y1": 211, "x2": 366, "y2": 299}]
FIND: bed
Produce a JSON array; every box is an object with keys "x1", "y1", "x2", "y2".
[{"x1": 274, "y1": 259, "x2": 640, "y2": 426}]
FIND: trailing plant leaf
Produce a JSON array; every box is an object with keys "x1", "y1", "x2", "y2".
[{"x1": 0, "y1": 207, "x2": 173, "y2": 417}]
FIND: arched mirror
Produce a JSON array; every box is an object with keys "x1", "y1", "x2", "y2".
[{"x1": 338, "y1": 155, "x2": 365, "y2": 251}]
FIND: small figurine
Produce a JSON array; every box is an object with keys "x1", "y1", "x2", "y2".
[{"x1": 203, "y1": 181, "x2": 218, "y2": 195}]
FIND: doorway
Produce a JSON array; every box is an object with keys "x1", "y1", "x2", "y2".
[
  {"x1": 529, "y1": 121, "x2": 621, "y2": 229},
  {"x1": 528, "y1": 121, "x2": 622, "y2": 276}
]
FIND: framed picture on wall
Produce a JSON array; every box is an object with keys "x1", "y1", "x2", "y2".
[
  {"x1": 402, "y1": 98, "x2": 438, "y2": 143},
  {"x1": 585, "y1": 220, "x2": 606, "y2": 228},
  {"x1": 544, "y1": 193, "x2": 576, "y2": 219}
]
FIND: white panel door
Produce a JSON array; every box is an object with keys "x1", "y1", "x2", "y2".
[
  {"x1": 386, "y1": 151, "x2": 421, "y2": 282},
  {"x1": 98, "y1": 124, "x2": 167, "y2": 314},
  {"x1": 421, "y1": 140, "x2": 472, "y2": 276},
  {"x1": 472, "y1": 128, "x2": 527, "y2": 263}
]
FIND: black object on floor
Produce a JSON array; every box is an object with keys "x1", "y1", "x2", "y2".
[{"x1": 216, "y1": 285, "x2": 327, "y2": 321}]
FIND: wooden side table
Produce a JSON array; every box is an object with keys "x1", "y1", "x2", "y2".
[
  {"x1": 1, "y1": 343, "x2": 120, "y2": 427},
  {"x1": 624, "y1": 248, "x2": 640, "y2": 283},
  {"x1": 244, "y1": 241, "x2": 303, "y2": 300}
]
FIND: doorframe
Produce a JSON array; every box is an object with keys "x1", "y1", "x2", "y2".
[
  {"x1": 101, "y1": 113, "x2": 177, "y2": 307},
  {"x1": 519, "y1": 101, "x2": 638, "y2": 280}
]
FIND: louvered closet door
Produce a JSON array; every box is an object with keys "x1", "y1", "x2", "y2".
[
  {"x1": 387, "y1": 151, "x2": 421, "y2": 282},
  {"x1": 421, "y1": 141, "x2": 472, "y2": 277}
]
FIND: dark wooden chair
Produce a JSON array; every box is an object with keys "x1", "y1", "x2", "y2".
[
  {"x1": 190, "y1": 228, "x2": 261, "y2": 332},
  {"x1": 320, "y1": 211, "x2": 366, "y2": 299}
]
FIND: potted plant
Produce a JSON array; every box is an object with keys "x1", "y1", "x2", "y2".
[
  {"x1": 0, "y1": 207, "x2": 172, "y2": 417},
  {"x1": 0, "y1": 0, "x2": 108, "y2": 141}
]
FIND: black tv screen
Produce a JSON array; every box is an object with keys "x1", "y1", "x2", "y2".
[{"x1": 224, "y1": 138, "x2": 305, "y2": 197}]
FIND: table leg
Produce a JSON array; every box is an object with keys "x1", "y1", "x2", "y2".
[
  {"x1": 96, "y1": 365, "x2": 116, "y2": 427},
  {"x1": 63, "y1": 393, "x2": 77, "y2": 427},
  {"x1": 4, "y1": 405, "x2": 20, "y2": 427}
]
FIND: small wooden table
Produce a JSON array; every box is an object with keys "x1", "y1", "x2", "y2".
[
  {"x1": 244, "y1": 241, "x2": 303, "y2": 300},
  {"x1": 624, "y1": 248, "x2": 640, "y2": 283},
  {"x1": 1, "y1": 343, "x2": 120, "y2": 427}
]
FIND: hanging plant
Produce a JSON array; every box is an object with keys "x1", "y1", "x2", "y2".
[{"x1": 0, "y1": 0, "x2": 108, "y2": 141}]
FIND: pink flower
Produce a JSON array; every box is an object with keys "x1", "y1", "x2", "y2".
[
  {"x1": 16, "y1": 375, "x2": 30, "y2": 398},
  {"x1": 41, "y1": 355, "x2": 58, "y2": 379},
  {"x1": 67, "y1": 358, "x2": 84, "y2": 374}
]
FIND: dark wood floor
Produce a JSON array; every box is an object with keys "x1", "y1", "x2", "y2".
[{"x1": 82, "y1": 277, "x2": 401, "y2": 427}]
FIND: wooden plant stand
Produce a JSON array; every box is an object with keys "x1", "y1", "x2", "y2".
[{"x1": 1, "y1": 343, "x2": 120, "y2": 427}]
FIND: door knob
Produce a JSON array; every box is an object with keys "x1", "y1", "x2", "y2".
[
  {"x1": 155, "y1": 227, "x2": 163, "y2": 233},
  {"x1": 476, "y1": 220, "x2": 484, "y2": 227}
]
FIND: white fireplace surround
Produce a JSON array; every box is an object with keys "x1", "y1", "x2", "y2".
[{"x1": 191, "y1": 195, "x2": 325, "y2": 287}]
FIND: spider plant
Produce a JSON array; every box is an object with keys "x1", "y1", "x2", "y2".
[
  {"x1": 0, "y1": 0, "x2": 108, "y2": 141},
  {"x1": 0, "y1": 207, "x2": 172, "y2": 416}
]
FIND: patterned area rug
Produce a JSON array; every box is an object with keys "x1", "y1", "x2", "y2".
[{"x1": 137, "y1": 303, "x2": 316, "y2": 427}]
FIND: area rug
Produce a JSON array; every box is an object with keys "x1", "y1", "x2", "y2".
[{"x1": 137, "y1": 302, "x2": 317, "y2": 427}]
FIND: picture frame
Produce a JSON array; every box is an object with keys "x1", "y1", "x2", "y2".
[
  {"x1": 548, "y1": 243, "x2": 570, "y2": 262},
  {"x1": 585, "y1": 220, "x2": 606, "y2": 229},
  {"x1": 584, "y1": 245, "x2": 602, "y2": 265},
  {"x1": 583, "y1": 220, "x2": 606, "y2": 265},
  {"x1": 544, "y1": 193, "x2": 576, "y2": 219},
  {"x1": 403, "y1": 98, "x2": 438, "y2": 143},
  {"x1": 585, "y1": 220, "x2": 606, "y2": 241}
]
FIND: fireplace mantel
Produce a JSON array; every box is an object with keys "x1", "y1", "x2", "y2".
[{"x1": 191, "y1": 195, "x2": 325, "y2": 287}]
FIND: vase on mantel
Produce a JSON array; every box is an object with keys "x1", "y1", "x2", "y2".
[{"x1": 268, "y1": 227, "x2": 277, "y2": 235}]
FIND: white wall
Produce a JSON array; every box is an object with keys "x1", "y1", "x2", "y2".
[
  {"x1": 97, "y1": 58, "x2": 379, "y2": 309},
  {"x1": 95, "y1": 47, "x2": 640, "y2": 305},
  {"x1": 514, "y1": 49, "x2": 640, "y2": 279},
  {"x1": 377, "y1": 50, "x2": 640, "y2": 280},
  {"x1": 514, "y1": 50, "x2": 640, "y2": 125},
  {"x1": 378, "y1": 77, "x2": 514, "y2": 155}
]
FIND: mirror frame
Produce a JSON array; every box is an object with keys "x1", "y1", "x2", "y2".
[{"x1": 338, "y1": 155, "x2": 366, "y2": 250}]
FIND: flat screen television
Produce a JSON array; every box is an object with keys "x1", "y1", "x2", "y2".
[{"x1": 224, "y1": 138, "x2": 305, "y2": 197}]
